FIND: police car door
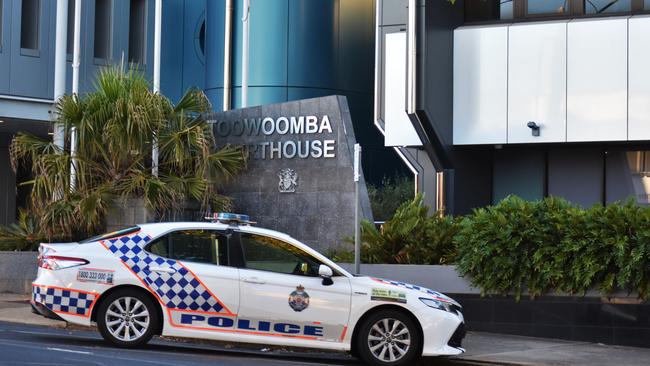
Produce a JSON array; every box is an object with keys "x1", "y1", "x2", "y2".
[
  {"x1": 145, "y1": 229, "x2": 239, "y2": 331},
  {"x1": 235, "y1": 231, "x2": 351, "y2": 343}
]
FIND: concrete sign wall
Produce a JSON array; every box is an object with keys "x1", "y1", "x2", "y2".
[{"x1": 208, "y1": 95, "x2": 373, "y2": 251}]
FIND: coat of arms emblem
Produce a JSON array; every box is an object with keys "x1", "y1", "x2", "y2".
[
  {"x1": 278, "y1": 168, "x2": 298, "y2": 193},
  {"x1": 288, "y1": 285, "x2": 310, "y2": 312}
]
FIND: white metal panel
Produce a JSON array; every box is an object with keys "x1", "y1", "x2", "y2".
[
  {"x1": 453, "y1": 26, "x2": 508, "y2": 145},
  {"x1": 384, "y1": 32, "x2": 422, "y2": 147},
  {"x1": 629, "y1": 16, "x2": 650, "y2": 141},
  {"x1": 566, "y1": 18, "x2": 628, "y2": 142},
  {"x1": 508, "y1": 21, "x2": 567, "y2": 143}
]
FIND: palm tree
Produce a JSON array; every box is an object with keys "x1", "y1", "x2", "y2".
[{"x1": 8, "y1": 67, "x2": 246, "y2": 244}]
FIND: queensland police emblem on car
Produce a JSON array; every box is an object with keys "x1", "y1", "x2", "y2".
[{"x1": 288, "y1": 285, "x2": 310, "y2": 312}]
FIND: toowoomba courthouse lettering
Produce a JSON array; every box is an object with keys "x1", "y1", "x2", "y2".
[{"x1": 210, "y1": 115, "x2": 336, "y2": 160}]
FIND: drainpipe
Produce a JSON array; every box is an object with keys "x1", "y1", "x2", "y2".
[
  {"x1": 70, "y1": 0, "x2": 81, "y2": 190},
  {"x1": 223, "y1": 0, "x2": 233, "y2": 111},
  {"x1": 241, "y1": 0, "x2": 250, "y2": 108},
  {"x1": 152, "y1": 0, "x2": 162, "y2": 176},
  {"x1": 53, "y1": 0, "x2": 69, "y2": 150}
]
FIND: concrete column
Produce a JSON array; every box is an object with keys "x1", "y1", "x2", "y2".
[{"x1": 53, "y1": 0, "x2": 69, "y2": 149}]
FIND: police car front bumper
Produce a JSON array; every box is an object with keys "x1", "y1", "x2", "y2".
[{"x1": 417, "y1": 306, "x2": 466, "y2": 356}]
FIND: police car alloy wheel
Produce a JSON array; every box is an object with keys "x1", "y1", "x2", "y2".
[
  {"x1": 357, "y1": 310, "x2": 421, "y2": 366},
  {"x1": 97, "y1": 289, "x2": 159, "y2": 347}
]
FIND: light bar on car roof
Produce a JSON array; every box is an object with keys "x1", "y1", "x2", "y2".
[{"x1": 205, "y1": 212, "x2": 254, "y2": 225}]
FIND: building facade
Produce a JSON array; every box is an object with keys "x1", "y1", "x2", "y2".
[
  {"x1": 0, "y1": 0, "x2": 391, "y2": 227},
  {"x1": 377, "y1": 0, "x2": 650, "y2": 214}
]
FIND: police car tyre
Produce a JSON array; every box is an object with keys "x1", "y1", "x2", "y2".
[
  {"x1": 97, "y1": 289, "x2": 160, "y2": 348},
  {"x1": 356, "y1": 310, "x2": 421, "y2": 366}
]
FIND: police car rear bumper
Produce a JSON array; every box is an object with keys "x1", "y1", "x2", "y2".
[{"x1": 31, "y1": 301, "x2": 65, "y2": 321}]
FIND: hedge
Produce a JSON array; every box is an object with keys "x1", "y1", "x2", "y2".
[{"x1": 455, "y1": 196, "x2": 650, "y2": 300}]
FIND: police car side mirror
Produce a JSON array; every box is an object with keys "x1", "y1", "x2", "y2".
[{"x1": 319, "y1": 264, "x2": 333, "y2": 286}]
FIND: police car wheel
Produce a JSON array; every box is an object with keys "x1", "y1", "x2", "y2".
[
  {"x1": 356, "y1": 310, "x2": 421, "y2": 366},
  {"x1": 97, "y1": 289, "x2": 159, "y2": 348}
]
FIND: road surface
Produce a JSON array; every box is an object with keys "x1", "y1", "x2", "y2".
[{"x1": 0, "y1": 321, "x2": 366, "y2": 366}]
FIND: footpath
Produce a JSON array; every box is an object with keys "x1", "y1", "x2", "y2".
[{"x1": 1, "y1": 293, "x2": 649, "y2": 366}]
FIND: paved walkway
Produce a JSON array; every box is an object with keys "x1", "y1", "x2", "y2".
[{"x1": 2, "y1": 293, "x2": 649, "y2": 365}]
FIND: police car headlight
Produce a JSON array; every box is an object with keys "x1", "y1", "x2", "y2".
[{"x1": 419, "y1": 297, "x2": 454, "y2": 313}]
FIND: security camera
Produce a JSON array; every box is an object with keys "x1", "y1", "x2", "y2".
[{"x1": 527, "y1": 121, "x2": 540, "y2": 137}]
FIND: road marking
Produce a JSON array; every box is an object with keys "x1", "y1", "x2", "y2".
[
  {"x1": 15, "y1": 330, "x2": 62, "y2": 336},
  {"x1": 46, "y1": 347, "x2": 93, "y2": 355}
]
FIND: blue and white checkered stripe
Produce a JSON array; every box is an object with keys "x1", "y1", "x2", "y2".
[
  {"x1": 105, "y1": 234, "x2": 226, "y2": 313},
  {"x1": 32, "y1": 286, "x2": 96, "y2": 316},
  {"x1": 373, "y1": 278, "x2": 445, "y2": 297}
]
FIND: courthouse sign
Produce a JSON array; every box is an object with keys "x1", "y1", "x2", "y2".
[
  {"x1": 208, "y1": 95, "x2": 372, "y2": 251},
  {"x1": 213, "y1": 115, "x2": 337, "y2": 160}
]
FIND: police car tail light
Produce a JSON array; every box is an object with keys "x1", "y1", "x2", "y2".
[{"x1": 38, "y1": 255, "x2": 89, "y2": 270}]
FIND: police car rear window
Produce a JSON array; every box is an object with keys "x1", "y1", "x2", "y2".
[{"x1": 79, "y1": 226, "x2": 141, "y2": 244}]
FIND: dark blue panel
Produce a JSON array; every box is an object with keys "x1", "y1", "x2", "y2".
[
  {"x1": 230, "y1": 0, "x2": 288, "y2": 88},
  {"x1": 248, "y1": 0, "x2": 287, "y2": 87},
  {"x1": 287, "y1": 0, "x2": 335, "y2": 89},
  {"x1": 231, "y1": 86, "x2": 287, "y2": 108},
  {"x1": 204, "y1": 87, "x2": 224, "y2": 112},
  {"x1": 160, "y1": 0, "x2": 185, "y2": 102},
  {"x1": 337, "y1": 0, "x2": 375, "y2": 92},
  {"x1": 9, "y1": 0, "x2": 53, "y2": 98},
  {"x1": 0, "y1": 0, "x2": 12, "y2": 94},
  {"x1": 492, "y1": 148, "x2": 545, "y2": 203},
  {"x1": 286, "y1": 87, "x2": 333, "y2": 101},
  {"x1": 548, "y1": 148, "x2": 604, "y2": 208},
  {"x1": 181, "y1": 0, "x2": 206, "y2": 93},
  {"x1": 205, "y1": 0, "x2": 225, "y2": 91}
]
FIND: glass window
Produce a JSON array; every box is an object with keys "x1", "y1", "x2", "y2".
[
  {"x1": 20, "y1": 0, "x2": 40, "y2": 50},
  {"x1": 646, "y1": 0, "x2": 650, "y2": 10},
  {"x1": 128, "y1": 0, "x2": 146, "y2": 64},
  {"x1": 79, "y1": 226, "x2": 141, "y2": 244},
  {"x1": 147, "y1": 237, "x2": 169, "y2": 257},
  {"x1": 240, "y1": 233, "x2": 323, "y2": 277},
  {"x1": 199, "y1": 20, "x2": 205, "y2": 56},
  {"x1": 527, "y1": 0, "x2": 568, "y2": 15},
  {"x1": 94, "y1": 0, "x2": 112, "y2": 59},
  {"x1": 66, "y1": 0, "x2": 74, "y2": 55},
  {"x1": 1, "y1": 0, "x2": 3, "y2": 49},
  {"x1": 626, "y1": 151, "x2": 650, "y2": 204},
  {"x1": 464, "y1": 0, "x2": 513, "y2": 23},
  {"x1": 501, "y1": 0, "x2": 514, "y2": 19},
  {"x1": 169, "y1": 230, "x2": 228, "y2": 265},
  {"x1": 585, "y1": 0, "x2": 631, "y2": 14}
]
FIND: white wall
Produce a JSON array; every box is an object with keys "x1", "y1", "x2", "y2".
[
  {"x1": 454, "y1": 16, "x2": 650, "y2": 145},
  {"x1": 629, "y1": 16, "x2": 650, "y2": 141},
  {"x1": 508, "y1": 21, "x2": 567, "y2": 144},
  {"x1": 384, "y1": 32, "x2": 422, "y2": 147},
  {"x1": 567, "y1": 18, "x2": 628, "y2": 142},
  {"x1": 453, "y1": 25, "x2": 508, "y2": 145}
]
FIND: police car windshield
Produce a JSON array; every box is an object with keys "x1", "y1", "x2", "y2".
[{"x1": 79, "y1": 226, "x2": 141, "y2": 244}]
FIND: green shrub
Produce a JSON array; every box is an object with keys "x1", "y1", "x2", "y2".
[
  {"x1": 454, "y1": 196, "x2": 650, "y2": 300},
  {"x1": 340, "y1": 194, "x2": 458, "y2": 264},
  {"x1": 0, "y1": 208, "x2": 45, "y2": 251},
  {"x1": 367, "y1": 176, "x2": 415, "y2": 221}
]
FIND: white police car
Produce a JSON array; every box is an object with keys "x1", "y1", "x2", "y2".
[{"x1": 31, "y1": 213, "x2": 465, "y2": 365}]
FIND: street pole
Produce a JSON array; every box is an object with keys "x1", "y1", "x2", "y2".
[
  {"x1": 241, "y1": 0, "x2": 250, "y2": 108},
  {"x1": 70, "y1": 0, "x2": 81, "y2": 190},
  {"x1": 152, "y1": 0, "x2": 162, "y2": 176},
  {"x1": 354, "y1": 144, "x2": 362, "y2": 275}
]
